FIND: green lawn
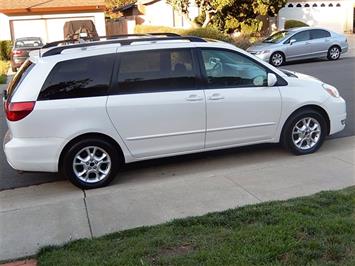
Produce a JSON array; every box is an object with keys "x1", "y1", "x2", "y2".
[{"x1": 38, "y1": 187, "x2": 355, "y2": 265}]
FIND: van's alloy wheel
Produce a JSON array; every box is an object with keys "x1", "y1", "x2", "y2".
[
  {"x1": 270, "y1": 52, "x2": 284, "y2": 67},
  {"x1": 282, "y1": 109, "x2": 326, "y2": 155},
  {"x1": 292, "y1": 117, "x2": 321, "y2": 150},
  {"x1": 62, "y1": 138, "x2": 120, "y2": 189},
  {"x1": 73, "y1": 146, "x2": 111, "y2": 184}
]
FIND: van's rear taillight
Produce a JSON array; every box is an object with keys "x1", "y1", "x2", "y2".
[{"x1": 5, "y1": 101, "x2": 35, "y2": 121}]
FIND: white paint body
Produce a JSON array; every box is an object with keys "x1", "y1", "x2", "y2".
[
  {"x1": 3, "y1": 40, "x2": 346, "y2": 173},
  {"x1": 278, "y1": 1, "x2": 355, "y2": 33},
  {"x1": 0, "y1": 12, "x2": 106, "y2": 42}
]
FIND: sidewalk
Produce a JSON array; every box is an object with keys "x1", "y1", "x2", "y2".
[
  {"x1": 346, "y1": 34, "x2": 355, "y2": 57},
  {"x1": 0, "y1": 136, "x2": 354, "y2": 262}
]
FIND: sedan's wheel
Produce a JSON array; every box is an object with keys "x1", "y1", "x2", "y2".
[
  {"x1": 282, "y1": 110, "x2": 327, "y2": 155},
  {"x1": 327, "y1": 46, "x2": 341, "y2": 60},
  {"x1": 62, "y1": 138, "x2": 120, "y2": 189},
  {"x1": 270, "y1": 52, "x2": 284, "y2": 67}
]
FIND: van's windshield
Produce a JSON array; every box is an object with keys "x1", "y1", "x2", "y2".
[{"x1": 6, "y1": 60, "x2": 34, "y2": 102}]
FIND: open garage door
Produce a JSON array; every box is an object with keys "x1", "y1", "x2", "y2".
[{"x1": 11, "y1": 17, "x2": 96, "y2": 43}]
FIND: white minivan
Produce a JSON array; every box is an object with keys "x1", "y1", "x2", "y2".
[{"x1": 3, "y1": 34, "x2": 346, "y2": 189}]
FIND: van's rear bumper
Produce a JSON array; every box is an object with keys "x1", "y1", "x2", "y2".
[{"x1": 3, "y1": 130, "x2": 63, "y2": 172}]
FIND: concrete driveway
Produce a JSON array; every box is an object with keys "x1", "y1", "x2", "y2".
[{"x1": 1, "y1": 136, "x2": 354, "y2": 261}]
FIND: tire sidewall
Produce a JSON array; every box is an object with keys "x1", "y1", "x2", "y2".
[
  {"x1": 62, "y1": 138, "x2": 120, "y2": 189},
  {"x1": 282, "y1": 110, "x2": 327, "y2": 155}
]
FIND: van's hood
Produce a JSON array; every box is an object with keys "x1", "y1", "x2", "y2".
[{"x1": 280, "y1": 69, "x2": 322, "y2": 83}]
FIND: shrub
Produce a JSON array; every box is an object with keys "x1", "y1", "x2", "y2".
[
  {"x1": 183, "y1": 27, "x2": 233, "y2": 42},
  {"x1": 134, "y1": 25, "x2": 232, "y2": 42},
  {"x1": 134, "y1": 25, "x2": 182, "y2": 35},
  {"x1": 0, "y1": 41, "x2": 12, "y2": 61},
  {"x1": 284, "y1": 20, "x2": 309, "y2": 29},
  {"x1": 0, "y1": 60, "x2": 9, "y2": 84}
]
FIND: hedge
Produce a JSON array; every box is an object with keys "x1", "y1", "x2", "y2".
[
  {"x1": 284, "y1": 20, "x2": 309, "y2": 29},
  {"x1": 134, "y1": 25, "x2": 233, "y2": 43},
  {"x1": 0, "y1": 40, "x2": 12, "y2": 61}
]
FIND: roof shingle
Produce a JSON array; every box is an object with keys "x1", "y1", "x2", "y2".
[{"x1": 0, "y1": 0, "x2": 105, "y2": 11}]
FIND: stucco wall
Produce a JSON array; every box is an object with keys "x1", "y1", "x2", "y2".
[
  {"x1": 278, "y1": 1, "x2": 354, "y2": 33},
  {"x1": 0, "y1": 12, "x2": 106, "y2": 42},
  {"x1": 142, "y1": 0, "x2": 197, "y2": 28}
]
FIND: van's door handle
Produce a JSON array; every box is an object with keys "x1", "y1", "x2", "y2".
[
  {"x1": 186, "y1": 94, "x2": 203, "y2": 102},
  {"x1": 208, "y1": 93, "x2": 224, "y2": 101}
]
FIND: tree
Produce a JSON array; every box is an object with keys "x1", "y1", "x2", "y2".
[
  {"x1": 167, "y1": 0, "x2": 286, "y2": 31},
  {"x1": 105, "y1": 0, "x2": 136, "y2": 19},
  {"x1": 105, "y1": 0, "x2": 135, "y2": 10},
  {"x1": 213, "y1": 0, "x2": 287, "y2": 34}
]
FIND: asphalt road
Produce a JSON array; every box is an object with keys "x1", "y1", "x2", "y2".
[{"x1": 0, "y1": 57, "x2": 354, "y2": 190}]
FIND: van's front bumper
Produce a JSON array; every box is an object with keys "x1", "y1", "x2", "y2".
[
  {"x1": 3, "y1": 130, "x2": 63, "y2": 172},
  {"x1": 323, "y1": 96, "x2": 347, "y2": 135}
]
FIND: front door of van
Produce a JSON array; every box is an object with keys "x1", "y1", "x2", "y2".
[
  {"x1": 199, "y1": 48, "x2": 282, "y2": 148},
  {"x1": 106, "y1": 48, "x2": 206, "y2": 158}
]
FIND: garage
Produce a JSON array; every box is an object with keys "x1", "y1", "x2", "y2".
[
  {"x1": 10, "y1": 16, "x2": 98, "y2": 43},
  {"x1": 278, "y1": 0, "x2": 355, "y2": 34},
  {"x1": 0, "y1": 0, "x2": 106, "y2": 42}
]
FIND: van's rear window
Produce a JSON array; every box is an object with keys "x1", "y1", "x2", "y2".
[{"x1": 7, "y1": 60, "x2": 34, "y2": 101}]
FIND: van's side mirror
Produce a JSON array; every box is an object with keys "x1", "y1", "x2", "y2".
[
  {"x1": 289, "y1": 39, "x2": 296, "y2": 45},
  {"x1": 268, "y1": 73, "x2": 278, "y2": 87}
]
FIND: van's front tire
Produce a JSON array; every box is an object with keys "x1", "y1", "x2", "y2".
[
  {"x1": 61, "y1": 138, "x2": 120, "y2": 189},
  {"x1": 281, "y1": 109, "x2": 327, "y2": 155}
]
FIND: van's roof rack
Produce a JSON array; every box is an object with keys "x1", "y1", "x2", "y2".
[
  {"x1": 42, "y1": 33, "x2": 181, "y2": 49},
  {"x1": 41, "y1": 33, "x2": 206, "y2": 57}
]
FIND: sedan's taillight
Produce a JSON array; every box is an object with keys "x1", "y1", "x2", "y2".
[{"x1": 5, "y1": 101, "x2": 35, "y2": 121}]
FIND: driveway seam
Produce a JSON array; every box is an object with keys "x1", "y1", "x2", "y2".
[
  {"x1": 223, "y1": 175, "x2": 263, "y2": 202},
  {"x1": 332, "y1": 155, "x2": 355, "y2": 166},
  {"x1": 83, "y1": 190, "x2": 93, "y2": 239}
]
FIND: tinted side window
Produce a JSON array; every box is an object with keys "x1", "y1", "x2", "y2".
[
  {"x1": 201, "y1": 49, "x2": 268, "y2": 88},
  {"x1": 39, "y1": 54, "x2": 115, "y2": 100},
  {"x1": 311, "y1": 29, "x2": 331, "y2": 39},
  {"x1": 292, "y1": 31, "x2": 311, "y2": 42},
  {"x1": 114, "y1": 49, "x2": 196, "y2": 94}
]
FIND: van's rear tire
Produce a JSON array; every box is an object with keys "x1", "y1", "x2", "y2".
[
  {"x1": 281, "y1": 109, "x2": 327, "y2": 155},
  {"x1": 61, "y1": 138, "x2": 120, "y2": 189}
]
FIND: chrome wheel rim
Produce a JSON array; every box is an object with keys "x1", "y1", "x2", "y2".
[
  {"x1": 330, "y1": 47, "x2": 340, "y2": 59},
  {"x1": 292, "y1": 117, "x2": 321, "y2": 151},
  {"x1": 73, "y1": 146, "x2": 111, "y2": 184},
  {"x1": 272, "y1": 53, "x2": 283, "y2": 66}
]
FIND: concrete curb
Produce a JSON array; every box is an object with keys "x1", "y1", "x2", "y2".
[{"x1": 0, "y1": 136, "x2": 354, "y2": 261}]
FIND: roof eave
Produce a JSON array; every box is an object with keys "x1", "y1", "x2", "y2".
[{"x1": 0, "y1": 5, "x2": 106, "y2": 15}]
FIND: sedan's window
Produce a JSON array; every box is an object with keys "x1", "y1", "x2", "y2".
[
  {"x1": 290, "y1": 31, "x2": 311, "y2": 42},
  {"x1": 311, "y1": 29, "x2": 331, "y2": 39},
  {"x1": 263, "y1": 30, "x2": 291, "y2": 43},
  {"x1": 115, "y1": 49, "x2": 196, "y2": 94},
  {"x1": 201, "y1": 49, "x2": 268, "y2": 88},
  {"x1": 38, "y1": 54, "x2": 115, "y2": 100}
]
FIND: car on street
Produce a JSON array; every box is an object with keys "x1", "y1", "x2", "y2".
[
  {"x1": 10, "y1": 37, "x2": 44, "y2": 72},
  {"x1": 247, "y1": 27, "x2": 348, "y2": 66},
  {"x1": 3, "y1": 34, "x2": 347, "y2": 189}
]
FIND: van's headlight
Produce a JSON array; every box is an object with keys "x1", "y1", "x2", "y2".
[{"x1": 323, "y1": 84, "x2": 340, "y2": 98}]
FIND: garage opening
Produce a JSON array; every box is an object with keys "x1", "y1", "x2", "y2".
[{"x1": 353, "y1": 7, "x2": 355, "y2": 33}]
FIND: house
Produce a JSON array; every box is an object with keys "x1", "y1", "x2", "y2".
[
  {"x1": 278, "y1": 0, "x2": 355, "y2": 33},
  {"x1": 114, "y1": 0, "x2": 198, "y2": 29},
  {"x1": 0, "y1": 0, "x2": 106, "y2": 42}
]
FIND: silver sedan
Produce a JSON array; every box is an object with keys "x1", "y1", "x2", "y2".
[{"x1": 247, "y1": 27, "x2": 348, "y2": 67}]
